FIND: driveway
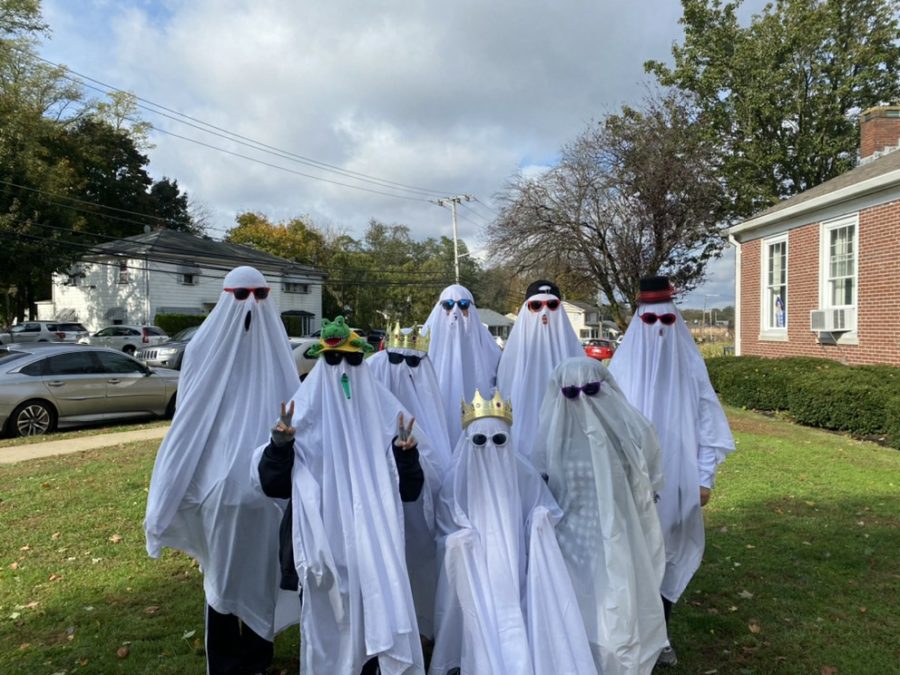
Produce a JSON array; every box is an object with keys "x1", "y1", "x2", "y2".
[{"x1": 0, "y1": 426, "x2": 170, "y2": 464}]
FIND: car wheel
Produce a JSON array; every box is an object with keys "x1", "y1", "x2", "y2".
[
  {"x1": 123, "y1": 345, "x2": 136, "y2": 355},
  {"x1": 11, "y1": 399, "x2": 57, "y2": 437},
  {"x1": 165, "y1": 393, "x2": 177, "y2": 418}
]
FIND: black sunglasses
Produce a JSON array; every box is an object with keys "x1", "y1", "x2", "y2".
[
  {"x1": 387, "y1": 351, "x2": 423, "y2": 368},
  {"x1": 225, "y1": 287, "x2": 270, "y2": 300},
  {"x1": 470, "y1": 432, "x2": 508, "y2": 447},
  {"x1": 440, "y1": 298, "x2": 472, "y2": 311},
  {"x1": 560, "y1": 381, "x2": 602, "y2": 399},
  {"x1": 639, "y1": 312, "x2": 676, "y2": 326},
  {"x1": 322, "y1": 350, "x2": 365, "y2": 366}
]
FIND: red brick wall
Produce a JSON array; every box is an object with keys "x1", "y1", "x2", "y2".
[{"x1": 739, "y1": 199, "x2": 900, "y2": 366}]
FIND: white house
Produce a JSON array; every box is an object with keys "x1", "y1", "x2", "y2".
[
  {"x1": 41, "y1": 229, "x2": 326, "y2": 335},
  {"x1": 562, "y1": 300, "x2": 603, "y2": 340},
  {"x1": 478, "y1": 307, "x2": 514, "y2": 342}
]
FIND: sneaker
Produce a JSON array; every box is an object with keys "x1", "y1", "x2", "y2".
[{"x1": 656, "y1": 645, "x2": 678, "y2": 668}]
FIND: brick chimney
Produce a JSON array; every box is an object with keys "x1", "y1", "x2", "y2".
[{"x1": 860, "y1": 105, "x2": 900, "y2": 162}]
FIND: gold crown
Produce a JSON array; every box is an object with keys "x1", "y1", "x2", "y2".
[
  {"x1": 385, "y1": 322, "x2": 430, "y2": 352},
  {"x1": 461, "y1": 389, "x2": 513, "y2": 429}
]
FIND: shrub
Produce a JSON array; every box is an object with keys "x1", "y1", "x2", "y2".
[
  {"x1": 787, "y1": 366, "x2": 900, "y2": 438},
  {"x1": 706, "y1": 356, "x2": 793, "y2": 411},
  {"x1": 155, "y1": 313, "x2": 207, "y2": 336},
  {"x1": 884, "y1": 394, "x2": 900, "y2": 449}
]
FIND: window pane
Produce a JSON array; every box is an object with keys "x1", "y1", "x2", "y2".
[
  {"x1": 45, "y1": 352, "x2": 102, "y2": 375},
  {"x1": 96, "y1": 351, "x2": 145, "y2": 374}
]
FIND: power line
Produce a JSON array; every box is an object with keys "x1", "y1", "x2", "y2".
[{"x1": 31, "y1": 53, "x2": 460, "y2": 200}]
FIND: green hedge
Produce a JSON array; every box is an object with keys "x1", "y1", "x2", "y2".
[
  {"x1": 885, "y1": 395, "x2": 900, "y2": 450},
  {"x1": 154, "y1": 313, "x2": 207, "y2": 335},
  {"x1": 708, "y1": 356, "x2": 900, "y2": 447}
]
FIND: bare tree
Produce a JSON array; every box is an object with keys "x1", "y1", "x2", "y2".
[{"x1": 487, "y1": 90, "x2": 729, "y2": 330}]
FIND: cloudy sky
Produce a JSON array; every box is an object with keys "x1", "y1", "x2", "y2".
[{"x1": 38, "y1": 0, "x2": 766, "y2": 309}]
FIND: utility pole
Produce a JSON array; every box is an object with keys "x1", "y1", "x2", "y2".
[{"x1": 433, "y1": 195, "x2": 472, "y2": 284}]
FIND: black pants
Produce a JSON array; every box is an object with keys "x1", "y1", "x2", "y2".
[
  {"x1": 361, "y1": 657, "x2": 380, "y2": 674},
  {"x1": 206, "y1": 605, "x2": 273, "y2": 675},
  {"x1": 662, "y1": 596, "x2": 673, "y2": 624}
]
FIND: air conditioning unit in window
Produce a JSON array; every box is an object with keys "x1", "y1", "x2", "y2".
[{"x1": 810, "y1": 307, "x2": 856, "y2": 333}]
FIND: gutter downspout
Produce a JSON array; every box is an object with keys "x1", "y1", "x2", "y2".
[{"x1": 728, "y1": 233, "x2": 741, "y2": 356}]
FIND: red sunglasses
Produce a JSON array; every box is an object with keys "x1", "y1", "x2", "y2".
[
  {"x1": 225, "y1": 287, "x2": 270, "y2": 301},
  {"x1": 527, "y1": 298, "x2": 560, "y2": 312},
  {"x1": 639, "y1": 312, "x2": 676, "y2": 326}
]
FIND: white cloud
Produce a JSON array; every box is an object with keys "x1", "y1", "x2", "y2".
[{"x1": 40, "y1": 0, "x2": 765, "y2": 302}]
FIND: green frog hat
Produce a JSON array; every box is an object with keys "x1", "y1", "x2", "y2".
[{"x1": 309, "y1": 316, "x2": 373, "y2": 357}]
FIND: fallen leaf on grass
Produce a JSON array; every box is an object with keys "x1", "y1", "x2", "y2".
[
  {"x1": 858, "y1": 606, "x2": 867, "y2": 613},
  {"x1": 748, "y1": 621, "x2": 762, "y2": 634},
  {"x1": 41, "y1": 482, "x2": 51, "y2": 489},
  {"x1": 182, "y1": 630, "x2": 196, "y2": 639},
  {"x1": 144, "y1": 605, "x2": 160, "y2": 615},
  {"x1": 8, "y1": 561, "x2": 18, "y2": 570},
  {"x1": 51, "y1": 532, "x2": 61, "y2": 540},
  {"x1": 78, "y1": 657, "x2": 88, "y2": 666},
  {"x1": 48, "y1": 573, "x2": 63, "y2": 582},
  {"x1": 20, "y1": 545, "x2": 30, "y2": 552},
  {"x1": 109, "y1": 534, "x2": 123, "y2": 544},
  {"x1": 738, "y1": 590, "x2": 754, "y2": 599},
  {"x1": 117, "y1": 645, "x2": 130, "y2": 659},
  {"x1": 821, "y1": 667, "x2": 838, "y2": 675}
]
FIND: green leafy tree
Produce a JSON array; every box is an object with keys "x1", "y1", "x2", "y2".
[{"x1": 646, "y1": 0, "x2": 900, "y2": 217}]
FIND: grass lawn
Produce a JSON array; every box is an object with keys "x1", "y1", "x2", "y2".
[{"x1": 1, "y1": 407, "x2": 898, "y2": 674}]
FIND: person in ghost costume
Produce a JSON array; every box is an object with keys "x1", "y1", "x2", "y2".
[
  {"x1": 424, "y1": 284, "x2": 500, "y2": 447},
  {"x1": 535, "y1": 357, "x2": 668, "y2": 674},
  {"x1": 608, "y1": 276, "x2": 735, "y2": 667},
  {"x1": 496, "y1": 280, "x2": 583, "y2": 461},
  {"x1": 429, "y1": 390, "x2": 596, "y2": 675},
  {"x1": 361, "y1": 323, "x2": 451, "y2": 640},
  {"x1": 144, "y1": 266, "x2": 301, "y2": 675},
  {"x1": 260, "y1": 316, "x2": 441, "y2": 675}
]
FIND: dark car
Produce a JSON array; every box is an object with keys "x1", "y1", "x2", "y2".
[
  {"x1": 0, "y1": 344, "x2": 178, "y2": 436},
  {"x1": 584, "y1": 338, "x2": 615, "y2": 361},
  {"x1": 135, "y1": 325, "x2": 199, "y2": 370},
  {"x1": 366, "y1": 329, "x2": 386, "y2": 350}
]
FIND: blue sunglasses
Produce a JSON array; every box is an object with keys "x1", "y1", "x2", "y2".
[{"x1": 441, "y1": 298, "x2": 472, "y2": 311}]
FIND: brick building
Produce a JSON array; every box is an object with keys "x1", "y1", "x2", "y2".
[{"x1": 729, "y1": 106, "x2": 900, "y2": 366}]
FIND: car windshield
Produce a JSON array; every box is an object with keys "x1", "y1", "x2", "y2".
[
  {"x1": 58, "y1": 323, "x2": 87, "y2": 331},
  {"x1": 172, "y1": 326, "x2": 199, "y2": 341}
]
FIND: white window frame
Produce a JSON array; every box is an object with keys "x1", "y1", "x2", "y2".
[
  {"x1": 179, "y1": 273, "x2": 198, "y2": 286},
  {"x1": 117, "y1": 260, "x2": 129, "y2": 284},
  {"x1": 818, "y1": 213, "x2": 859, "y2": 339},
  {"x1": 284, "y1": 281, "x2": 310, "y2": 294},
  {"x1": 759, "y1": 234, "x2": 788, "y2": 340}
]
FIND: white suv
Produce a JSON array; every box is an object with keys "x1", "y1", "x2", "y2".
[
  {"x1": 78, "y1": 325, "x2": 169, "y2": 355},
  {"x1": 8, "y1": 321, "x2": 89, "y2": 343}
]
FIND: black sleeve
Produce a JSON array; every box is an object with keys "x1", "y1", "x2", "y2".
[
  {"x1": 258, "y1": 438, "x2": 295, "y2": 499},
  {"x1": 392, "y1": 437, "x2": 424, "y2": 502}
]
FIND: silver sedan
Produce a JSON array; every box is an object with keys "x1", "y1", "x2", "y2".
[{"x1": 0, "y1": 344, "x2": 178, "y2": 437}]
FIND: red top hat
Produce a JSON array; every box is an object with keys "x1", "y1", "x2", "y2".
[{"x1": 638, "y1": 276, "x2": 675, "y2": 304}]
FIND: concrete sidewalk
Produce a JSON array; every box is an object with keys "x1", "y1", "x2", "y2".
[{"x1": 0, "y1": 426, "x2": 169, "y2": 465}]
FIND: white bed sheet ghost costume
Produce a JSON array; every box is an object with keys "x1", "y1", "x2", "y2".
[
  {"x1": 496, "y1": 282, "x2": 583, "y2": 461},
  {"x1": 429, "y1": 392, "x2": 595, "y2": 675},
  {"x1": 536, "y1": 357, "x2": 667, "y2": 674},
  {"x1": 608, "y1": 289, "x2": 735, "y2": 604},
  {"x1": 145, "y1": 266, "x2": 301, "y2": 640},
  {"x1": 424, "y1": 284, "x2": 500, "y2": 447},
  {"x1": 368, "y1": 327, "x2": 451, "y2": 638},
  {"x1": 279, "y1": 331, "x2": 441, "y2": 675}
]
